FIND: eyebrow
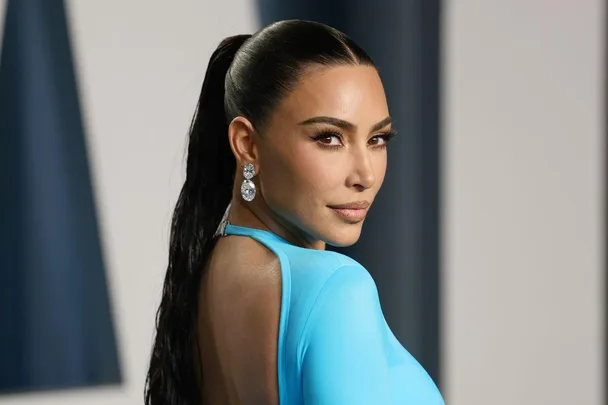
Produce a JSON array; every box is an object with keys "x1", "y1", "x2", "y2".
[{"x1": 298, "y1": 116, "x2": 392, "y2": 133}]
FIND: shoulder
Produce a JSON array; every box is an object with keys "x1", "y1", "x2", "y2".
[
  {"x1": 205, "y1": 235, "x2": 282, "y2": 324},
  {"x1": 281, "y1": 245, "x2": 364, "y2": 292},
  {"x1": 281, "y1": 246, "x2": 375, "y2": 309},
  {"x1": 296, "y1": 262, "x2": 382, "y2": 337},
  {"x1": 277, "y1": 245, "x2": 380, "y2": 322},
  {"x1": 296, "y1": 264, "x2": 386, "y2": 365},
  {"x1": 307, "y1": 264, "x2": 379, "y2": 318},
  {"x1": 282, "y1": 244, "x2": 361, "y2": 274}
]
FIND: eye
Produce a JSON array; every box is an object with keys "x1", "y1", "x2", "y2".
[
  {"x1": 368, "y1": 130, "x2": 397, "y2": 148},
  {"x1": 311, "y1": 131, "x2": 344, "y2": 149},
  {"x1": 368, "y1": 136, "x2": 387, "y2": 146}
]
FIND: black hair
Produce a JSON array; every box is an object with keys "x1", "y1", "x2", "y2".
[{"x1": 144, "y1": 19, "x2": 374, "y2": 405}]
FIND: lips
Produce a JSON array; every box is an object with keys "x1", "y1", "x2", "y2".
[
  {"x1": 328, "y1": 201, "x2": 370, "y2": 210},
  {"x1": 328, "y1": 201, "x2": 370, "y2": 223}
]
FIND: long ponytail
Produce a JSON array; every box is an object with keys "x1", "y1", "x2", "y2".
[{"x1": 145, "y1": 34, "x2": 251, "y2": 405}]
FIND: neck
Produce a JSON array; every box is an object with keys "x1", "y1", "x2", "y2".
[{"x1": 226, "y1": 197, "x2": 326, "y2": 250}]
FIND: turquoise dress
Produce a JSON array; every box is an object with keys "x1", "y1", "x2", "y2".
[{"x1": 223, "y1": 223, "x2": 445, "y2": 405}]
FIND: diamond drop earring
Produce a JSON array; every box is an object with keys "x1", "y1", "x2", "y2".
[{"x1": 240, "y1": 162, "x2": 256, "y2": 202}]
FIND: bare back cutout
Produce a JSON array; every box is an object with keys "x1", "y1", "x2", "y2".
[{"x1": 196, "y1": 234, "x2": 282, "y2": 405}]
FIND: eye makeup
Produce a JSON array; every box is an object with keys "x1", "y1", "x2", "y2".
[{"x1": 310, "y1": 129, "x2": 397, "y2": 151}]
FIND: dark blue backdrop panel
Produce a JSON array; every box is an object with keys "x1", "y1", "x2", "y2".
[{"x1": 0, "y1": 0, "x2": 121, "y2": 393}]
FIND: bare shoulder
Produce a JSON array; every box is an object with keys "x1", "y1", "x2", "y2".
[
  {"x1": 203, "y1": 234, "x2": 282, "y2": 316},
  {"x1": 219, "y1": 234, "x2": 281, "y2": 285}
]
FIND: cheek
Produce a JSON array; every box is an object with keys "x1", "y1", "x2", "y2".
[{"x1": 258, "y1": 144, "x2": 343, "y2": 209}]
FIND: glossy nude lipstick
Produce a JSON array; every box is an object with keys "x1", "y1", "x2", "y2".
[{"x1": 327, "y1": 201, "x2": 370, "y2": 223}]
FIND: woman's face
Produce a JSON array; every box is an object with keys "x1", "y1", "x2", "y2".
[{"x1": 253, "y1": 64, "x2": 392, "y2": 248}]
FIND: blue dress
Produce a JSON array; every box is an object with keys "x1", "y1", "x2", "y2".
[{"x1": 223, "y1": 223, "x2": 445, "y2": 405}]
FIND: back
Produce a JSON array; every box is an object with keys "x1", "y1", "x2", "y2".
[{"x1": 196, "y1": 233, "x2": 282, "y2": 405}]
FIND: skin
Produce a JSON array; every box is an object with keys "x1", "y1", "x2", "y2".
[{"x1": 197, "y1": 64, "x2": 392, "y2": 405}]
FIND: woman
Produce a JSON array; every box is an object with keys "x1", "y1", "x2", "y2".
[{"x1": 145, "y1": 20, "x2": 444, "y2": 405}]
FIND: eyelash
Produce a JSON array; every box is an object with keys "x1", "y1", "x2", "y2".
[{"x1": 311, "y1": 130, "x2": 397, "y2": 151}]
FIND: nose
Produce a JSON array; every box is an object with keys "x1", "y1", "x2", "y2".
[{"x1": 346, "y1": 148, "x2": 376, "y2": 191}]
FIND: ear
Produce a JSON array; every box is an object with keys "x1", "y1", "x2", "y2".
[{"x1": 227, "y1": 116, "x2": 258, "y2": 170}]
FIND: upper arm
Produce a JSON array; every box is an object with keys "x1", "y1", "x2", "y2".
[{"x1": 300, "y1": 265, "x2": 391, "y2": 404}]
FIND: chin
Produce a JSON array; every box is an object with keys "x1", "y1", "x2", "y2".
[{"x1": 323, "y1": 222, "x2": 363, "y2": 248}]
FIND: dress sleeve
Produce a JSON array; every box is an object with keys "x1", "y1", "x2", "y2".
[{"x1": 301, "y1": 265, "x2": 392, "y2": 404}]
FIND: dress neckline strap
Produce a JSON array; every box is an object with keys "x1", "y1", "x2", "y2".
[
  {"x1": 221, "y1": 222, "x2": 293, "y2": 246},
  {"x1": 214, "y1": 203, "x2": 293, "y2": 246}
]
